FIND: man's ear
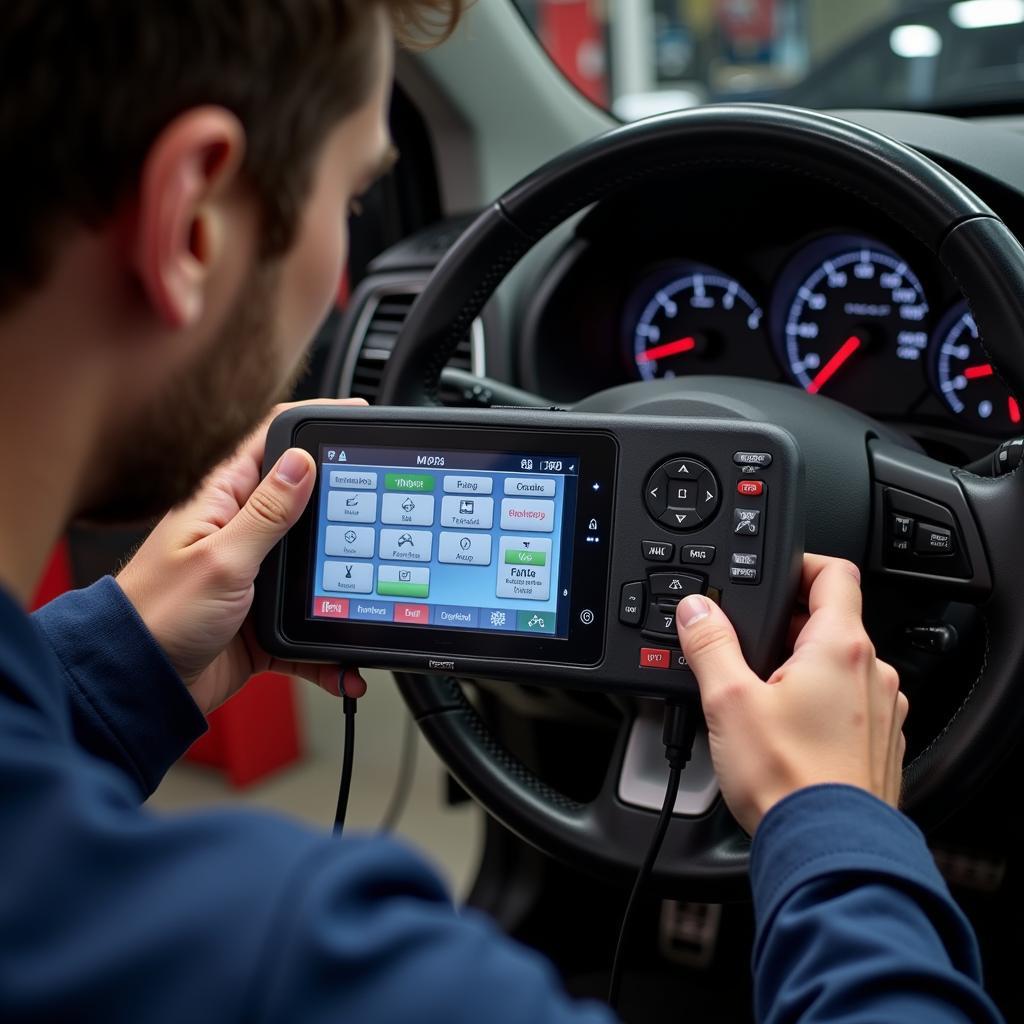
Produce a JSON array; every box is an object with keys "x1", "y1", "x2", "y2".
[{"x1": 132, "y1": 107, "x2": 248, "y2": 329}]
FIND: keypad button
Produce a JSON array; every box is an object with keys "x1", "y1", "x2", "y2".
[
  {"x1": 640, "y1": 647, "x2": 671, "y2": 670},
  {"x1": 681, "y1": 545, "x2": 716, "y2": 565},
  {"x1": 734, "y1": 451, "x2": 772, "y2": 468},
  {"x1": 697, "y1": 471, "x2": 719, "y2": 518},
  {"x1": 645, "y1": 470, "x2": 668, "y2": 517},
  {"x1": 730, "y1": 552, "x2": 760, "y2": 584},
  {"x1": 660, "y1": 508, "x2": 697, "y2": 530},
  {"x1": 642, "y1": 540, "x2": 675, "y2": 562},
  {"x1": 666, "y1": 459, "x2": 702, "y2": 480},
  {"x1": 644, "y1": 602, "x2": 679, "y2": 636},
  {"x1": 737, "y1": 479, "x2": 764, "y2": 497},
  {"x1": 619, "y1": 582, "x2": 645, "y2": 626},
  {"x1": 733, "y1": 509, "x2": 761, "y2": 536},
  {"x1": 667, "y1": 480, "x2": 697, "y2": 510},
  {"x1": 649, "y1": 572, "x2": 704, "y2": 598}
]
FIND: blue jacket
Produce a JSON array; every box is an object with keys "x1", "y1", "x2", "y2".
[{"x1": 0, "y1": 578, "x2": 1004, "y2": 1023}]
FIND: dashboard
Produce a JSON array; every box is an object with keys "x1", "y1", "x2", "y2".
[{"x1": 518, "y1": 160, "x2": 1024, "y2": 462}]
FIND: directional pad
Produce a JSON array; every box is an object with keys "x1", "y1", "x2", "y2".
[{"x1": 645, "y1": 457, "x2": 721, "y2": 531}]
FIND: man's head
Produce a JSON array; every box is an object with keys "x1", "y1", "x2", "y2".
[{"x1": 0, "y1": 1, "x2": 462, "y2": 521}]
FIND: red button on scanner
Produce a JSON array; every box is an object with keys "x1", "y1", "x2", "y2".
[
  {"x1": 314, "y1": 597, "x2": 350, "y2": 619},
  {"x1": 640, "y1": 647, "x2": 671, "y2": 670},
  {"x1": 395, "y1": 603, "x2": 430, "y2": 624},
  {"x1": 737, "y1": 480, "x2": 764, "y2": 497}
]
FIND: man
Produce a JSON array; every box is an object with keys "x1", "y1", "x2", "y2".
[{"x1": 0, "y1": 2, "x2": 1004, "y2": 1021}]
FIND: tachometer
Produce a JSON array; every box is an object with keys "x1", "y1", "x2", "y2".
[
  {"x1": 773, "y1": 235, "x2": 929, "y2": 410},
  {"x1": 628, "y1": 262, "x2": 764, "y2": 381},
  {"x1": 930, "y1": 300, "x2": 1020, "y2": 435}
]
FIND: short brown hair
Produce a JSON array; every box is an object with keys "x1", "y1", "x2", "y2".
[{"x1": 0, "y1": 0, "x2": 463, "y2": 309}]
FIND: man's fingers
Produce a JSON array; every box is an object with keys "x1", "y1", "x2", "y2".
[
  {"x1": 214, "y1": 448, "x2": 315, "y2": 572},
  {"x1": 792, "y1": 557, "x2": 865, "y2": 653},
  {"x1": 676, "y1": 595, "x2": 759, "y2": 716}
]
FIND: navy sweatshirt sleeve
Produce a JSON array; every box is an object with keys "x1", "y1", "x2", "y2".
[
  {"x1": 4, "y1": 582, "x2": 1004, "y2": 1023},
  {"x1": 751, "y1": 785, "x2": 1004, "y2": 1023},
  {"x1": 31, "y1": 576, "x2": 207, "y2": 798}
]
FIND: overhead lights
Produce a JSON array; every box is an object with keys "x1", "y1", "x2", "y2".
[
  {"x1": 889, "y1": 24, "x2": 943, "y2": 58},
  {"x1": 950, "y1": 0, "x2": 1024, "y2": 29}
]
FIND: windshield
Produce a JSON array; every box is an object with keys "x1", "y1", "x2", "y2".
[{"x1": 511, "y1": 0, "x2": 1024, "y2": 120}]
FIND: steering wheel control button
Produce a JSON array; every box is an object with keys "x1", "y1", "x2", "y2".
[
  {"x1": 733, "y1": 509, "x2": 761, "y2": 536},
  {"x1": 914, "y1": 523, "x2": 954, "y2": 556},
  {"x1": 642, "y1": 540, "x2": 674, "y2": 562},
  {"x1": 649, "y1": 572, "x2": 704, "y2": 598},
  {"x1": 639, "y1": 647, "x2": 671, "y2": 670},
  {"x1": 892, "y1": 514, "x2": 914, "y2": 538},
  {"x1": 645, "y1": 470, "x2": 668, "y2": 517},
  {"x1": 737, "y1": 479, "x2": 764, "y2": 497},
  {"x1": 733, "y1": 451, "x2": 772, "y2": 469},
  {"x1": 619, "y1": 582, "x2": 645, "y2": 626},
  {"x1": 729, "y1": 552, "x2": 760, "y2": 584},
  {"x1": 681, "y1": 544, "x2": 716, "y2": 565},
  {"x1": 905, "y1": 623, "x2": 959, "y2": 654},
  {"x1": 644, "y1": 603, "x2": 679, "y2": 636}
]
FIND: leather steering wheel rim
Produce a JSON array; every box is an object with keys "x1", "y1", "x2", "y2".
[{"x1": 378, "y1": 105, "x2": 1024, "y2": 895}]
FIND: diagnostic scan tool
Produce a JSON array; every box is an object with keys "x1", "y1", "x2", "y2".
[{"x1": 255, "y1": 407, "x2": 803, "y2": 696}]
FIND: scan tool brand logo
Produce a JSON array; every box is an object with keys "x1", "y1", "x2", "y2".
[{"x1": 428, "y1": 659, "x2": 456, "y2": 671}]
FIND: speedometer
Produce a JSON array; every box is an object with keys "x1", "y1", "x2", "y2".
[
  {"x1": 627, "y1": 262, "x2": 765, "y2": 381},
  {"x1": 773, "y1": 235, "x2": 929, "y2": 411},
  {"x1": 930, "y1": 300, "x2": 1020, "y2": 435}
]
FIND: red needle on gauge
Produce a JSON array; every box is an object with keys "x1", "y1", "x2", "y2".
[
  {"x1": 963, "y1": 364, "x2": 994, "y2": 380},
  {"x1": 808, "y1": 335, "x2": 862, "y2": 395},
  {"x1": 636, "y1": 336, "x2": 696, "y2": 364}
]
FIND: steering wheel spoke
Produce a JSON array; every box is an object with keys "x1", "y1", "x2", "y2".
[{"x1": 866, "y1": 439, "x2": 992, "y2": 598}]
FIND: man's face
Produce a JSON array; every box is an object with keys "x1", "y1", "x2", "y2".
[{"x1": 82, "y1": 18, "x2": 395, "y2": 523}]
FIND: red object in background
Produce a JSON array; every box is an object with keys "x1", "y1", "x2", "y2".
[
  {"x1": 539, "y1": 0, "x2": 608, "y2": 108},
  {"x1": 186, "y1": 672, "x2": 303, "y2": 789},
  {"x1": 31, "y1": 539, "x2": 74, "y2": 610},
  {"x1": 336, "y1": 267, "x2": 350, "y2": 311},
  {"x1": 715, "y1": 0, "x2": 776, "y2": 46}
]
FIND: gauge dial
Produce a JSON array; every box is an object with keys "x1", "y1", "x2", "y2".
[
  {"x1": 931, "y1": 301, "x2": 1020, "y2": 434},
  {"x1": 629, "y1": 263, "x2": 764, "y2": 381},
  {"x1": 775, "y1": 236, "x2": 929, "y2": 408}
]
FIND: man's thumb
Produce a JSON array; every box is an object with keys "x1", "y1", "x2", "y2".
[
  {"x1": 220, "y1": 449, "x2": 316, "y2": 569},
  {"x1": 676, "y1": 595, "x2": 757, "y2": 706}
]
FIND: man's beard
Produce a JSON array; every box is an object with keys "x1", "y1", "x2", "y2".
[{"x1": 79, "y1": 261, "x2": 309, "y2": 524}]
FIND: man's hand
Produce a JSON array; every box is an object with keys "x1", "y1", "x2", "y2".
[
  {"x1": 117, "y1": 399, "x2": 367, "y2": 716},
  {"x1": 676, "y1": 554, "x2": 907, "y2": 835}
]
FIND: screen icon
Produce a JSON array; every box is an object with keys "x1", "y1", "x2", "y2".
[
  {"x1": 490, "y1": 610, "x2": 507, "y2": 628},
  {"x1": 401, "y1": 498, "x2": 416, "y2": 513},
  {"x1": 327, "y1": 450, "x2": 337, "y2": 462},
  {"x1": 345, "y1": 495, "x2": 359, "y2": 508},
  {"x1": 338, "y1": 451, "x2": 348, "y2": 462},
  {"x1": 344, "y1": 530, "x2": 358, "y2": 544},
  {"x1": 399, "y1": 569, "x2": 412, "y2": 582},
  {"x1": 459, "y1": 537, "x2": 471, "y2": 551},
  {"x1": 459, "y1": 499, "x2": 475, "y2": 515},
  {"x1": 397, "y1": 533, "x2": 415, "y2": 548}
]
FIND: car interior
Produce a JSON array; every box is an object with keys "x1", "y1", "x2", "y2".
[{"x1": 63, "y1": 1, "x2": 1024, "y2": 1020}]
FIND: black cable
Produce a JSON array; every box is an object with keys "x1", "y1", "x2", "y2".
[
  {"x1": 333, "y1": 696, "x2": 358, "y2": 835},
  {"x1": 378, "y1": 710, "x2": 418, "y2": 832},
  {"x1": 607, "y1": 699, "x2": 698, "y2": 1011}
]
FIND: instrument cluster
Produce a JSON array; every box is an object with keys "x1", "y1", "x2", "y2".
[{"x1": 621, "y1": 232, "x2": 1019, "y2": 438}]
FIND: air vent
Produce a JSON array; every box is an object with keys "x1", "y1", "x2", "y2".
[{"x1": 343, "y1": 286, "x2": 484, "y2": 404}]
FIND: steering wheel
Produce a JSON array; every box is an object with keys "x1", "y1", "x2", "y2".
[{"x1": 377, "y1": 105, "x2": 1024, "y2": 897}]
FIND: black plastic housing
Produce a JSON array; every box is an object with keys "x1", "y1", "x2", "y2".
[{"x1": 255, "y1": 407, "x2": 804, "y2": 698}]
